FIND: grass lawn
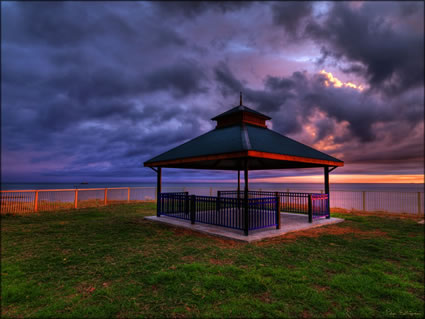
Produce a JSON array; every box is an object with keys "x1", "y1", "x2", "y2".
[{"x1": 1, "y1": 203, "x2": 424, "y2": 318}]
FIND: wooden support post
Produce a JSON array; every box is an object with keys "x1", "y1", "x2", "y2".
[
  {"x1": 244, "y1": 159, "x2": 249, "y2": 236},
  {"x1": 104, "y1": 188, "x2": 108, "y2": 206},
  {"x1": 190, "y1": 195, "x2": 196, "y2": 224},
  {"x1": 127, "y1": 187, "x2": 130, "y2": 203},
  {"x1": 275, "y1": 192, "x2": 281, "y2": 229},
  {"x1": 362, "y1": 191, "x2": 366, "y2": 212},
  {"x1": 74, "y1": 189, "x2": 78, "y2": 209},
  {"x1": 308, "y1": 194, "x2": 313, "y2": 223},
  {"x1": 34, "y1": 191, "x2": 39, "y2": 212},
  {"x1": 418, "y1": 192, "x2": 422, "y2": 216},
  {"x1": 209, "y1": 187, "x2": 212, "y2": 196},
  {"x1": 156, "y1": 167, "x2": 162, "y2": 217},
  {"x1": 324, "y1": 167, "x2": 330, "y2": 219}
]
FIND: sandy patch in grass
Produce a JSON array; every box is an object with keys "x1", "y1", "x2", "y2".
[
  {"x1": 314, "y1": 284, "x2": 329, "y2": 292},
  {"x1": 142, "y1": 218, "x2": 240, "y2": 246},
  {"x1": 208, "y1": 258, "x2": 234, "y2": 265},
  {"x1": 256, "y1": 291, "x2": 272, "y2": 303},
  {"x1": 181, "y1": 255, "x2": 196, "y2": 263},
  {"x1": 332, "y1": 208, "x2": 423, "y2": 220},
  {"x1": 170, "y1": 227, "x2": 243, "y2": 248},
  {"x1": 256, "y1": 224, "x2": 388, "y2": 246}
]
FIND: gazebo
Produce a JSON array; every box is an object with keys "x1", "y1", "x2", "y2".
[{"x1": 144, "y1": 94, "x2": 344, "y2": 235}]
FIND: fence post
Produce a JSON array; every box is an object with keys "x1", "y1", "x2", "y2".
[
  {"x1": 34, "y1": 191, "x2": 39, "y2": 212},
  {"x1": 326, "y1": 194, "x2": 330, "y2": 219},
  {"x1": 217, "y1": 191, "x2": 221, "y2": 213},
  {"x1": 362, "y1": 191, "x2": 366, "y2": 212},
  {"x1": 127, "y1": 187, "x2": 130, "y2": 203},
  {"x1": 185, "y1": 192, "x2": 189, "y2": 216},
  {"x1": 190, "y1": 195, "x2": 196, "y2": 224},
  {"x1": 74, "y1": 189, "x2": 78, "y2": 209},
  {"x1": 275, "y1": 193, "x2": 281, "y2": 229},
  {"x1": 104, "y1": 188, "x2": 108, "y2": 206},
  {"x1": 418, "y1": 192, "x2": 422, "y2": 216},
  {"x1": 157, "y1": 193, "x2": 162, "y2": 217},
  {"x1": 244, "y1": 196, "x2": 249, "y2": 236},
  {"x1": 308, "y1": 194, "x2": 312, "y2": 223}
]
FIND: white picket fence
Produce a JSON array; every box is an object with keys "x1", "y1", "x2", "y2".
[{"x1": 1, "y1": 186, "x2": 423, "y2": 216}]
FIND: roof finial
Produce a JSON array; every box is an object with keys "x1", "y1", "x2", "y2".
[{"x1": 240, "y1": 92, "x2": 243, "y2": 106}]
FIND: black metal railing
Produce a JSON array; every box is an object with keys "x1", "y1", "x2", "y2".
[
  {"x1": 311, "y1": 194, "x2": 330, "y2": 220},
  {"x1": 194, "y1": 196, "x2": 244, "y2": 230},
  {"x1": 248, "y1": 196, "x2": 278, "y2": 230},
  {"x1": 220, "y1": 190, "x2": 330, "y2": 220},
  {"x1": 158, "y1": 190, "x2": 329, "y2": 235},
  {"x1": 160, "y1": 192, "x2": 190, "y2": 221},
  {"x1": 158, "y1": 192, "x2": 279, "y2": 233}
]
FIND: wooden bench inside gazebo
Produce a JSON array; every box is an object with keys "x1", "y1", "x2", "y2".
[{"x1": 144, "y1": 94, "x2": 344, "y2": 236}]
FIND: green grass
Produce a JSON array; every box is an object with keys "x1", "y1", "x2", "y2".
[{"x1": 1, "y1": 203, "x2": 424, "y2": 318}]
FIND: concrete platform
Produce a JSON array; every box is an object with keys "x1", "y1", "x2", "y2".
[{"x1": 145, "y1": 213, "x2": 344, "y2": 243}]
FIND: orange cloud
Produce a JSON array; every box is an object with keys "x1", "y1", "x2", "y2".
[{"x1": 319, "y1": 70, "x2": 364, "y2": 91}]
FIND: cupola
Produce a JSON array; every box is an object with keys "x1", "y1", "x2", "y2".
[{"x1": 211, "y1": 93, "x2": 271, "y2": 128}]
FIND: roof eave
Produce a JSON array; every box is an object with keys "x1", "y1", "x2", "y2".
[
  {"x1": 144, "y1": 150, "x2": 344, "y2": 168},
  {"x1": 211, "y1": 112, "x2": 271, "y2": 121}
]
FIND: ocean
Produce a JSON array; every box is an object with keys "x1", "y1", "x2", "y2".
[{"x1": 1, "y1": 182, "x2": 424, "y2": 192}]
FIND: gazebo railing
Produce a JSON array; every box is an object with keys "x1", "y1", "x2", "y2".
[
  {"x1": 159, "y1": 192, "x2": 278, "y2": 231},
  {"x1": 248, "y1": 196, "x2": 278, "y2": 230},
  {"x1": 220, "y1": 190, "x2": 330, "y2": 220},
  {"x1": 311, "y1": 194, "x2": 330, "y2": 220},
  {"x1": 194, "y1": 195, "x2": 243, "y2": 230},
  {"x1": 159, "y1": 192, "x2": 190, "y2": 221}
]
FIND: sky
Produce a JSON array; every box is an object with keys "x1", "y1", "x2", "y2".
[{"x1": 1, "y1": 1, "x2": 424, "y2": 184}]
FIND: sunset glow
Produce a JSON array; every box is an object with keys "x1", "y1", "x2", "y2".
[
  {"x1": 252, "y1": 174, "x2": 424, "y2": 184},
  {"x1": 319, "y1": 70, "x2": 365, "y2": 91}
]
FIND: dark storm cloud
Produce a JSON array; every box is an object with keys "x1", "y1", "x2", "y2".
[
  {"x1": 314, "y1": 118, "x2": 335, "y2": 142},
  {"x1": 5, "y1": 1, "x2": 188, "y2": 48},
  {"x1": 5, "y1": 2, "x2": 135, "y2": 46},
  {"x1": 153, "y1": 1, "x2": 254, "y2": 18},
  {"x1": 304, "y1": 2, "x2": 424, "y2": 94},
  {"x1": 271, "y1": 2, "x2": 312, "y2": 37},
  {"x1": 214, "y1": 63, "x2": 294, "y2": 113},
  {"x1": 143, "y1": 60, "x2": 209, "y2": 97},
  {"x1": 264, "y1": 76, "x2": 295, "y2": 91},
  {"x1": 1, "y1": 1, "x2": 215, "y2": 182},
  {"x1": 214, "y1": 63, "x2": 244, "y2": 95}
]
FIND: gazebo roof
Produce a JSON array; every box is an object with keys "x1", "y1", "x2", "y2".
[
  {"x1": 211, "y1": 105, "x2": 271, "y2": 121},
  {"x1": 144, "y1": 99, "x2": 344, "y2": 170}
]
